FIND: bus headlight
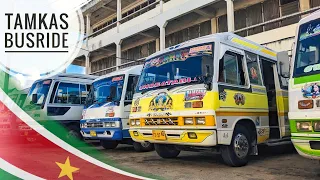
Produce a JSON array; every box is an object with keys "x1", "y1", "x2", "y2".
[
  {"x1": 111, "y1": 122, "x2": 116, "y2": 127},
  {"x1": 131, "y1": 120, "x2": 136, "y2": 126},
  {"x1": 296, "y1": 121, "x2": 312, "y2": 131},
  {"x1": 81, "y1": 123, "x2": 87, "y2": 128},
  {"x1": 136, "y1": 120, "x2": 140, "y2": 126},
  {"x1": 196, "y1": 117, "x2": 206, "y2": 125},
  {"x1": 184, "y1": 117, "x2": 194, "y2": 125},
  {"x1": 105, "y1": 122, "x2": 111, "y2": 127},
  {"x1": 314, "y1": 122, "x2": 320, "y2": 132}
]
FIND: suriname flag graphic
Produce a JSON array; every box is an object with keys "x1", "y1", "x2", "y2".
[{"x1": 0, "y1": 71, "x2": 157, "y2": 179}]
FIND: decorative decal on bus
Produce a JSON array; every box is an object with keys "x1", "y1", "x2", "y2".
[
  {"x1": 302, "y1": 83, "x2": 320, "y2": 99},
  {"x1": 149, "y1": 92, "x2": 173, "y2": 111},
  {"x1": 234, "y1": 93, "x2": 245, "y2": 105},
  {"x1": 184, "y1": 90, "x2": 206, "y2": 101}
]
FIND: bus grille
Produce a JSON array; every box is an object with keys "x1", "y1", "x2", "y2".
[
  {"x1": 144, "y1": 118, "x2": 178, "y2": 126},
  {"x1": 87, "y1": 122, "x2": 104, "y2": 128}
]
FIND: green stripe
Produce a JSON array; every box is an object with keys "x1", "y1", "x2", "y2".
[
  {"x1": 0, "y1": 169, "x2": 21, "y2": 180},
  {"x1": 294, "y1": 143, "x2": 320, "y2": 156},
  {"x1": 294, "y1": 74, "x2": 320, "y2": 84}
]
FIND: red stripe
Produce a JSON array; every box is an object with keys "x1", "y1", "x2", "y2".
[{"x1": 0, "y1": 101, "x2": 139, "y2": 179}]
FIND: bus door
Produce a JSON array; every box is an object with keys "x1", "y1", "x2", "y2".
[
  {"x1": 273, "y1": 62, "x2": 290, "y2": 138},
  {"x1": 260, "y1": 58, "x2": 280, "y2": 139},
  {"x1": 260, "y1": 57, "x2": 289, "y2": 139}
]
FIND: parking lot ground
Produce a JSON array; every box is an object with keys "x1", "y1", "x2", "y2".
[{"x1": 97, "y1": 144, "x2": 320, "y2": 180}]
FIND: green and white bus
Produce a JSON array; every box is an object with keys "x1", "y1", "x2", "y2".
[{"x1": 287, "y1": 10, "x2": 320, "y2": 159}]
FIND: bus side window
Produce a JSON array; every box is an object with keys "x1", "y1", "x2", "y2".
[
  {"x1": 219, "y1": 52, "x2": 246, "y2": 86},
  {"x1": 54, "y1": 83, "x2": 81, "y2": 104},
  {"x1": 245, "y1": 51, "x2": 263, "y2": 86}
]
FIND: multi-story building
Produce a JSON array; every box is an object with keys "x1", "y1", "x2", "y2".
[{"x1": 73, "y1": 0, "x2": 320, "y2": 76}]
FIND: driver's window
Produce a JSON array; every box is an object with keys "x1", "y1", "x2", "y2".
[
  {"x1": 219, "y1": 52, "x2": 246, "y2": 86},
  {"x1": 125, "y1": 75, "x2": 138, "y2": 101}
]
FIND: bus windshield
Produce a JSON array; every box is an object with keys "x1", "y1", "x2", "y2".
[
  {"x1": 294, "y1": 19, "x2": 320, "y2": 77},
  {"x1": 136, "y1": 44, "x2": 214, "y2": 93},
  {"x1": 93, "y1": 75, "x2": 124, "y2": 104},
  {"x1": 26, "y1": 80, "x2": 52, "y2": 107}
]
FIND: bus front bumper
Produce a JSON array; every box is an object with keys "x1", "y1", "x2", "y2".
[
  {"x1": 81, "y1": 128, "x2": 124, "y2": 140},
  {"x1": 129, "y1": 129, "x2": 217, "y2": 146},
  {"x1": 291, "y1": 137, "x2": 320, "y2": 160}
]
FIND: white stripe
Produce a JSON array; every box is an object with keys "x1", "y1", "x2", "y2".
[
  {"x1": 0, "y1": 88, "x2": 152, "y2": 180},
  {"x1": 0, "y1": 158, "x2": 44, "y2": 180},
  {"x1": 292, "y1": 133, "x2": 320, "y2": 138}
]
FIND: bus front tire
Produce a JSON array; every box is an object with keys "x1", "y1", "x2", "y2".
[
  {"x1": 100, "y1": 140, "x2": 118, "y2": 149},
  {"x1": 155, "y1": 144, "x2": 180, "y2": 158},
  {"x1": 67, "y1": 125, "x2": 82, "y2": 140},
  {"x1": 133, "y1": 142, "x2": 154, "y2": 152},
  {"x1": 221, "y1": 125, "x2": 251, "y2": 167}
]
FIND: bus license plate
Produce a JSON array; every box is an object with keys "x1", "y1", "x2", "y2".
[
  {"x1": 152, "y1": 130, "x2": 166, "y2": 140},
  {"x1": 90, "y1": 130, "x2": 97, "y2": 137}
]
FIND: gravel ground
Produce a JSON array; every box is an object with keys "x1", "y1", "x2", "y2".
[{"x1": 96, "y1": 144, "x2": 320, "y2": 180}]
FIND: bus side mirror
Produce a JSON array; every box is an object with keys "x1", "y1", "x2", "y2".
[{"x1": 277, "y1": 51, "x2": 290, "y2": 78}]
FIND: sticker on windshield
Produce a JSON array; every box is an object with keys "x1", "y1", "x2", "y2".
[
  {"x1": 139, "y1": 77, "x2": 198, "y2": 91},
  {"x1": 189, "y1": 45, "x2": 212, "y2": 55},
  {"x1": 43, "y1": 80, "x2": 52, "y2": 85},
  {"x1": 112, "y1": 76, "x2": 124, "y2": 82},
  {"x1": 299, "y1": 23, "x2": 320, "y2": 41},
  {"x1": 304, "y1": 64, "x2": 320, "y2": 73},
  {"x1": 144, "y1": 44, "x2": 212, "y2": 69}
]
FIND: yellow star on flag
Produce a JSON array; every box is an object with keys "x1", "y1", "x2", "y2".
[{"x1": 56, "y1": 157, "x2": 79, "y2": 180}]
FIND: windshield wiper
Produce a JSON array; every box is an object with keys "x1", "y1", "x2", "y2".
[{"x1": 167, "y1": 86, "x2": 177, "y2": 91}]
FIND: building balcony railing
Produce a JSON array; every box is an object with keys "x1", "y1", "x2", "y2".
[
  {"x1": 90, "y1": 57, "x2": 146, "y2": 75},
  {"x1": 86, "y1": 0, "x2": 161, "y2": 39},
  {"x1": 234, "y1": 6, "x2": 320, "y2": 36}
]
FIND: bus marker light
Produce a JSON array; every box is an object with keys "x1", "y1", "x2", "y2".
[{"x1": 188, "y1": 132, "x2": 197, "y2": 139}]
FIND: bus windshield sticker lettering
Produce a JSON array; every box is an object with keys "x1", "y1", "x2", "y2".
[
  {"x1": 112, "y1": 76, "x2": 124, "y2": 82},
  {"x1": 149, "y1": 92, "x2": 173, "y2": 111},
  {"x1": 302, "y1": 83, "x2": 320, "y2": 99},
  {"x1": 139, "y1": 77, "x2": 198, "y2": 91},
  {"x1": 304, "y1": 64, "x2": 320, "y2": 73}
]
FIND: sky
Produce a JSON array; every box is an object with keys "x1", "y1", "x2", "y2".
[{"x1": 66, "y1": 65, "x2": 86, "y2": 74}]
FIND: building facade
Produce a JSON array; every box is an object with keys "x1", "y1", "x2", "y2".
[{"x1": 73, "y1": 0, "x2": 320, "y2": 76}]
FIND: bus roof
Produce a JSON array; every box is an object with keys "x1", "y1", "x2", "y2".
[
  {"x1": 93, "y1": 65, "x2": 143, "y2": 82},
  {"x1": 299, "y1": 10, "x2": 320, "y2": 25},
  {"x1": 34, "y1": 73, "x2": 98, "y2": 84},
  {"x1": 147, "y1": 32, "x2": 277, "y2": 61}
]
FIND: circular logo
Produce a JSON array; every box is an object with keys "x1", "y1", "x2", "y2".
[{"x1": 1, "y1": 0, "x2": 85, "y2": 80}]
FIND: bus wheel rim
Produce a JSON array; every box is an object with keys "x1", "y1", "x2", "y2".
[{"x1": 233, "y1": 133, "x2": 249, "y2": 159}]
